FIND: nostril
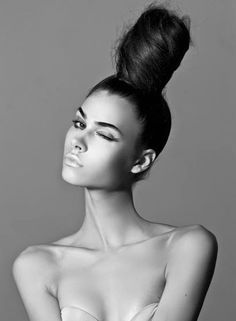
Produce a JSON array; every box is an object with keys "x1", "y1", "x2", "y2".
[
  {"x1": 71, "y1": 142, "x2": 79, "y2": 149},
  {"x1": 71, "y1": 144, "x2": 82, "y2": 153}
]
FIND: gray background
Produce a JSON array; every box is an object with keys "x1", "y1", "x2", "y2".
[{"x1": 0, "y1": 0, "x2": 235, "y2": 320}]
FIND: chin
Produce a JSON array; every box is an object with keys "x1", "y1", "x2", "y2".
[
  {"x1": 62, "y1": 165, "x2": 95, "y2": 187},
  {"x1": 62, "y1": 164, "x2": 130, "y2": 190},
  {"x1": 62, "y1": 165, "x2": 84, "y2": 186}
]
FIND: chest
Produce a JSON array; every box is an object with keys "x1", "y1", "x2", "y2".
[{"x1": 56, "y1": 240, "x2": 168, "y2": 320}]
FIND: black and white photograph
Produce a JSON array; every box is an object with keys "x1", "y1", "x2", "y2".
[{"x1": 0, "y1": 1, "x2": 235, "y2": 320}]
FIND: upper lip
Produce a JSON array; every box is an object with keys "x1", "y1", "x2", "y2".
[{"x1": 64, "y1": 153, "x2": 83, "y2": 166}]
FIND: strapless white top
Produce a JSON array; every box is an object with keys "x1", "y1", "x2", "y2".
[{"x1": 61, "y1": 302, "x2": 159, "y2": 321}]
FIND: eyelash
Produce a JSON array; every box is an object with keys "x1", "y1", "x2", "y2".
[{"x1": 72, "y1": 119, "x2": 115, "y2": 141}]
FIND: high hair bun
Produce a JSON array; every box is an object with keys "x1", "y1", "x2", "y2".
[{"x1": 115, "y1": 3, "x2": 191, "y2": 95}]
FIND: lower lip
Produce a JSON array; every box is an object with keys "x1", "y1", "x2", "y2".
[{"x1": 64, "y1": 158, "x2": 82, "y2": 168}]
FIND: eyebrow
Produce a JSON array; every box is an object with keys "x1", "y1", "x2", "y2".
[{"x1": 76, "y1": 106, "x2": 123, "y2": 136}]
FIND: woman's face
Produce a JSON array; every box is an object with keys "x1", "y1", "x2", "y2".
[{"x1": 62, "y1": 90, "x2": 142, "y2": 190}]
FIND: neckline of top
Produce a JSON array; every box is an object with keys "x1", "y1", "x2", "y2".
[{"x1": 60, "y1": 302, "x2": 159, "y2": 321}]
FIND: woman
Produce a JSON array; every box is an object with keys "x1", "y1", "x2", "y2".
[{"x1": 12, "y1": 3, "x2": 218, "y2": 321}]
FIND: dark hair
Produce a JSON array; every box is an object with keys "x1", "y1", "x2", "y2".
[{"x1": 86, "y1": 3, "x2": 191, "y2": 182}]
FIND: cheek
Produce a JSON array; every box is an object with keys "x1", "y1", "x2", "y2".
[
  {"x1": 88, "y1": 151, "x2": 131, "y2": 189},
  {"x1": 95, "y1": 144, "x2": 134, "y2": 176},
  {"x1": 90, "y1": 145, "x2": 122, "y2": 167}
]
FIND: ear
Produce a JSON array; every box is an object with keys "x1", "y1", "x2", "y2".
[{"x1": 131, "y1": 149, "x2": 156, "y2": 174}]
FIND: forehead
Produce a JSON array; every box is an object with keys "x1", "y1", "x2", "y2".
[{"x1": 81, "y1": 91, "x2": 142, "y2": 138}]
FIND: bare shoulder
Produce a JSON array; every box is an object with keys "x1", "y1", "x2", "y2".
[
  {"x1": 167, "y1": 224, "x2": 218, "y2": 264},
  {"x1": 12, "y1": 246, "x2": 64, "y2": 321},
  {"x1": 12, "y1": 245, "x2": 58, "y2": 295},
  {"x1": 170, "y1": 224, "x2": 217, "y2": 246},
  {"x1": 13, "y1": 244, "x2": 57, "y2": 267},
  {"x1": 148, "y1": 225, "x2": 218, "y2": 320}
]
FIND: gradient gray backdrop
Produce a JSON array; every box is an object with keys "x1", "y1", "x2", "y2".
[{"x1": 1, "y1": 0, "x2": 235, "y2": 320}]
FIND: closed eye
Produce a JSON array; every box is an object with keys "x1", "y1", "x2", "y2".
[
  {"x1": 72, "y1": 119, "x2": 116, "y2": 141},
  {"x1": 96, "y1": 132, "x2": 115, "y2": 141}
]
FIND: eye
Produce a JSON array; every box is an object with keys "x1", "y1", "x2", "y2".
[
  {"x1": 72, "y1": 119, "x2": 117, "y2": 142},
  {"x1": 96, "y1": 132, "x2": 115, "y2": 141},
  {"x1": 72, "y1": 119, "x2": 86, "y2": 129}
]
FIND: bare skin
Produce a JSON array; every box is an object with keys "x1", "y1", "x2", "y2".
[
  {"x1": 34, "y1": 220, "x2": 179, "y2": 320},
  {"x1": 12, "y1": 91, "x2": 218, "y2": 321},
  {"x1": 14, "y1": 222, "x2": 216, "y2": 321}
]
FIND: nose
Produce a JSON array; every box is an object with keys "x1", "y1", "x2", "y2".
[{"x1": 70, "y1": 137, "x2": 86, "y2": 154}]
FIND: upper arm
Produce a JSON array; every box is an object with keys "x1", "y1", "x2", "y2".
[
  {"x1": 12, "y1": 246, "x2": 62, "y2": 321},
  {"x1": 153, "y1": 225, "x2": 218, "y2": 321}
]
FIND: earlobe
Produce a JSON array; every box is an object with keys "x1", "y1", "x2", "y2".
[
  {"x1": 131, "y1": 164, "x2": 142, "y2": 174},
  {"x1": 131, "y1": 149, "x2": 156, "y2": 174}
]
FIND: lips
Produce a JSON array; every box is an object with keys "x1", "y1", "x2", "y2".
[{"x1": 64, "y1": 153, "x2": 83, "y2": 166}]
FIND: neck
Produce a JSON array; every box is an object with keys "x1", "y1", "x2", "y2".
[{"x1": 72, "y1": 187, "x2": 149, "y2": 252}]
